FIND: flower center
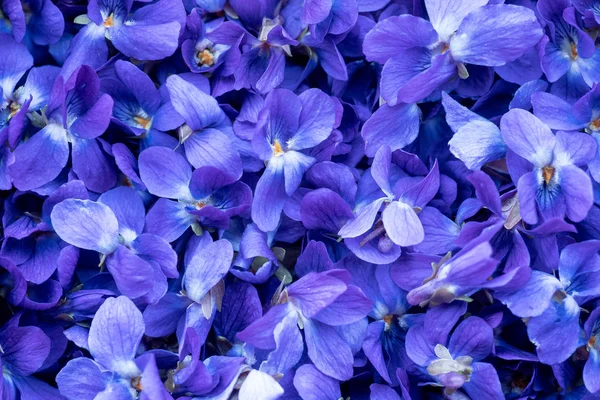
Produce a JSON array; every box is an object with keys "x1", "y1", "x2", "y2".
[
  {"x1": 272, "y1": 140, "x2": 285, "y2": 157},
  {"x1": 197, "y1": 49, "x2": 215, "y2": 67},
  {"x1": 383, "y1": 314, "x2": 394, "y2": 330},
  {"x1": 133, "y1": 114, "x2": 152, "y2": 130},
  {"x1": 103, "y1": 13, "x2": 115, "y2": 27},
  {"x1": 570, "y1": 42, "x2": 579, "y2": 60},
  {"x1": 590, "y1": 118, "x2": 600, "y2": 131},
  {"x1": 542, "y1": 165, "x2": 555, "y2": 185},
  {"x1": 8, "y1": 101, "x2": 20, "y2": 118},
  {"x1": 131, "y1": 376, "x2": 143, "y2": 391},
  {"x1": 590, "y1": 335, "x2": 598, "y2": 349}
]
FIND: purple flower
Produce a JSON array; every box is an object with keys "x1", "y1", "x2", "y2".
[
  {"x1": 56, "y1": 296, "x2": 173, "y2": 399},
  {"x1": 496, "y1": 240, "x2": 600, "y2": 365},
  {"x1": 1, "y1": 179, "x2": 88, "y2": 287},
  {"x1": 0, "y1": 35, "x2": 59, "y2": 151},
  {"x1": 406, "y1": 304, "x2": 503, "y2": 399},
  {"x1": 9, "y1": 65, "x2": 116, "y2": 192},
  {"x1": 538, "y1": 0, "x2": 600, "y2": 102},
  {"x1": 532, "y1": 84, "x2": 600, "y2": 182},
  {"x1": 101, "y1": 60, "x2": 183, "y2": 150},
  {"x1": 501, "y1": 108, "x2": 596, "y2": 224},
  {"x1": 584, "y1": 307, "x2": 600, "y2": 393},
  {"x1": 250, "y1": 88, "x2": 337, "y2": 232},
  {"x1": 50, "y1": 186, "x2": 178, "y2": 302},
  {"x1": 393, "y1": 239, "x2": 524, "y2": 307},
  {"x1": 363, "y1": 0, "x2": 543, "y2": 104},
  {"x1": 143, "y1": 232, "x2": 233, "y2": 342},
  {"x1": 0, "y1": 315, "x2": 63, "y2": 399},
  {"x1": 443, "y1": 92, "x2": 507, "y2": 170},
  {"x1": 237, "y1": 269, "x2": 372, "y2": 380},
  {"x1": 61, "y1": 0, "x2": 186, "y2": 78},
  {"x1": 339, "y1": 146, "x2": 440, "y2": 264},
  {"x1": 182, "y1": 13, "x2": 233, "y2": 75},
  {"x1": 0, "y1": 0, "x2": 64, "y2": 45},
  {"x1": 139, "y1": 147, "x2": 251, "y2": 242},
  {"x1": 166, "y1": 74, "x2": 244, "y2": 179}
]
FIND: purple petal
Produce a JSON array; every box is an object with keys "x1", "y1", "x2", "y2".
[
  {"x1": 51, "y1": 199, "x2": 119, "y2": 254},
  {"x1": 500, "y1": 109, "x2": 555, "y2": 167},
  {"x1": 382, "y1": 201, "x2": 424, "y2": 247},
  {"x1": 282, "y1": 150, "x2": 315, "y2": 196},
  {"x1": 560, "y1": 164, "x2": 593, "y2": 222},
  {"x1": 184, "y1": 237, "x2": 232, "y2": 304},
  {"x1": 313, "y1": 285, "x2": 372, "y2": 326},
  {"x1": 0, "y1": 34, "x2": 33, "y2": 94},
  {"x1": 105, "y1": 245, "x2": 154, "y2": 299},
  {"x1": 183, "y1": 129, "x2": 243, "y2": 179},
  {"x1": 362, "y1": 321, "x2": 391, "y2": 383},
  {"x1": 166, "y1": 74, "x2": 230, "y2": 132},
  {"x1": 88, "y1": 296, "x2": 144, "y2": 376},
  {"x1": 451, "y1": 5, "x2": 543, "y2": 66},
  {"x1": 495, "y1": 270, "x2": 562, "y2": 318},
  {"x1": 288, "y1": 271, "x2": 347, "y2": 318},
  {"x1": 363, "y1": 15, "x2": 438, "y2": 63},
  {"x1": 71, "y1": 137, "x2": 117, "y2": 193},
  {"x1": 527, "y1": 296, "x2": 580, "y2": 365},
  {"x1": 584, "y1": 351, "x2": 600, "y2": 394},
  {"x1": 56, "y1": 358, "x2": 108, "y2": 400},
  {"x1": 10, "y1": 124, "x2": 69, "y2": 191},
  {"x1": 143, "y1": 293, "x2": 190, "y2": 338},
  {"x1": 462, "y1": 362, "x2": 503, "y2": 400},
  {"x1": 467, "y1": 171, "x2": 502, "y2": 215},
  {"x1": 362, "y1": 103, "x2": 421, "y2": 157},
  {"x1": 345, "y1": 233, "x2": 403, "y2": 265},
  {"x1": 425, "y1": 0, "x2": 487, "y2": 40},
  {"x1": 302, "y1": 0, "x2": 333, "y2": 25},
  {"x1": 554, "y1": 131, "x2": 597, "y2": 167},
  {"x1": 61, "y1": 25, "x2": 108, "y2": 79},
  {"x1": 304, "y1": 318, "x2": 354, "y2": 380},
  {"x1": 18, "y1": 236, "x2": 61, "y2": 284},
  {"x1": 293, "y1": 364, "x2": 342, "y2": 400},
  {"x1": 300, "y1": 188, "x2": 354, "y2": 233},
  {"x1": 98, "y1": 186, "x2": 145, "y2": 239},
  {"x1": 131, "y1": 234, "x2": 178, "y2": 279},
  {"x1": 145, "y1": 198, "x2": 194, "y2": 242},
  {"x1": 292, "y1": 89, "x2": 336, "y2": 150},
  {"x1": 111, "y1": 21, "x2": 181, "y2": 60},
  {"x1": 237, "y1": 303, "x2": 293, "y2": 349},
  {"x1": 251, "y1": 157, "x2": 287, "y2": 232},
  {"x1": 0, "y1": 326, "x2": 50, "y2": 376},
  {"x1": 531, "y1": 92, "x2": 584, "y2": 130},
  {"x1": 69, "y1": 94, "x2": 113, "y2": 139},
  {"x1": 448, "y1": 317, "x2": 493, "y2": 361},
  {"x1": 139, "y1": 147, "x2": 193, "y2": 200},
  {"x1": 400, "y1": 161, "x2": 440, "y2": 208}
]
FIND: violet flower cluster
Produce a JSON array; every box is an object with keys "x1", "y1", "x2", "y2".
[{"x1": 4, "y1": 0, "x2": 600, "y2": 398}]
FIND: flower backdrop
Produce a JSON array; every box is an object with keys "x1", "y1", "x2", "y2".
[{"x1": 2, "y1": 0, "x2": 600, "y2": 398}]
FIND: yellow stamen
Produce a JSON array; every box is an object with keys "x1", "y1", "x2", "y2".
[
  {"x1": 570, "y1": 43, "x2": 579, "y2": 60},
  {"x1": 273, "y1": 140, "x2": 284, "y2": 156},
  {"x1": 103, "y1": 14, "x2": 114, "y2": 27},
  {"x1": 131, "y1": 376, "x2": 142, "y2": 391},
  {"x1": 590, "y1": 118, "x2": 600, "y2": 131},
  {"x1": 197, "y1": 49, "x2": 215, "y2": 67},
  {"x1": 542, "y1": 165, "x2": 555, "y2": 185},
  {"x1": 383, "y1": 314, "x2": 393, "y2": 326},
  {"x1": 195, "y1": 201, "x2": 207, "y2": 209},
  {"x1": 133, "y1": 115, "x2": 151, "y2": 129},
  {"x1": 8, "y1": 102, "x2": 20, "y2": 118}
]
